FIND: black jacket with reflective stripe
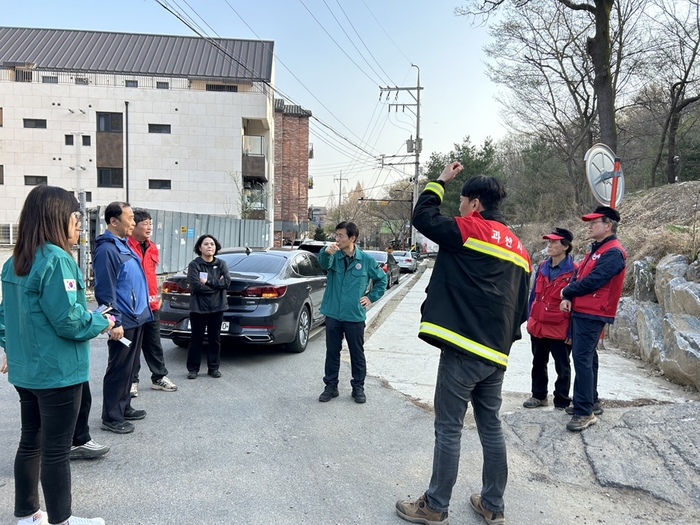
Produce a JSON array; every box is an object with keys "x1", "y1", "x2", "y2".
[{"x1": 413, "y1": 181, "x2": 531, "y2": 369}]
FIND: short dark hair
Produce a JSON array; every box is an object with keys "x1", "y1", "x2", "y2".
[
  {"x1": 561, "y1": 239, "x2": 573, "y2": 256},
  {"x1": 133, "y1": 208, "x2": 152, "y2": 224},
  {"x1": 105, "y1": 201, "x2": 130, "y2": 225},
  {"x1": 335, "y1": 221, "x2": 359, "y2": 241},
  {"x1": 194, "y1": 234, "x2": 221, "y2": 256},
  {"x1": 460, "y1": 175, "x2": 507, "y2": 211}
]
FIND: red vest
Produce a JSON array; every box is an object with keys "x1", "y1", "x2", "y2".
[
  {"x1": 126, "y1": 236, "x2": 160, "y2": 311},
  {"x1": 572, "y1": 239, "x2": 626, "y2": 318},
  {"x1": 527, "y1": 261, "x2": 575, "y2": 340}
]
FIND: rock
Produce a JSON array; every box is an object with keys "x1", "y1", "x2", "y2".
[
  {"x1": 633, "y1": 256, "x2": 656, "y2": 302},
  {"x1": 686, "y1": 259, "x2": 700, "y2": 283},
  {"x1": 667, "y1": 278, "x2": 700, "y2": 317},
  {"x1": 655, "y1": 254, "x2": 688, "y2": 309},
  {"x1": 661, "y1": 314, "x2": 700, "y2": 390},
  {"x1": 610, "y1": 297, "x2": 639, "y2": 354},
  {"x1": 637, "y1": 303, "x2": 664, "y2": 364}
]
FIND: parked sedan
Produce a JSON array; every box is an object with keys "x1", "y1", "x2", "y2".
[
  {"x1": 364, "y1": 250, "x2": 400, "y2": 289},
  {"x1": 159, "y1": 249, "x2": 327, "y2": 353},
  {"x1": 392, "y1": 251, "x2": 418, "y2": 273}
]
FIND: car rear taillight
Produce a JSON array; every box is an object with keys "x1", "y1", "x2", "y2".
[
  {"x1": 162, "y1": 280, "x2": 190, "y2": 294},
  {"x1": 405, "y1": 258, "x2": 412, "y2": 262},
  {"x1": 242, "y1": 285, "x2": 288, "y2": 298},
  {"x1": 382, "y1": 264, "x2": 388, "y2": 272}
]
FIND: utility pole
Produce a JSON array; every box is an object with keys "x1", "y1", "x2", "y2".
[
  {"x1": 379, "y1": 64, "x2": 422, "y2": 248},
  {"x1": 334, "y1": 171, "x2": 348, "y2": 208}
]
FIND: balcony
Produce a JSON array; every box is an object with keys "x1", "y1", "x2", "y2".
[{"x1": 242, "y1": 135, "x2": 268, "y2": 182}]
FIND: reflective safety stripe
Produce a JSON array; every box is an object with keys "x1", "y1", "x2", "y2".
[
  {"x1": 464, "y1": 237, "x2": 530, "y2": 273},
  {"x1": 420, "y1": 322, "x2": 509, "y2": 367},
  {"x1": 424, "y1": 182, "x2": 444, "y2": 201}
]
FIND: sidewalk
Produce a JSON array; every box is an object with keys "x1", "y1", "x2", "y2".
[{"x1": 364, "y1": 267, "x2": 696, "y2": 410}]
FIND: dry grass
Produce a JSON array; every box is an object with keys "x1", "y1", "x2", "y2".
[{"x1": 516, "y1": 180, "x2": 700, "y2": 293}]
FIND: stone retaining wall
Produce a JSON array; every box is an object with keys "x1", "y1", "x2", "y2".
[{"x1": 611, "y1": 253, "x2": 700, "y2": 390}]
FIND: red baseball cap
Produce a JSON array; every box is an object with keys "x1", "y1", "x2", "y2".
[
  {"x1": 542, "y1": 228, "x2": 573, "y2": 242},
  {"x1": 582, "y1": 205, "x2": 620, "y2": 222}
]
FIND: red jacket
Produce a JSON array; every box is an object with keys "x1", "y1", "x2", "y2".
[
  {"x1": 527, "y1": 256, "x2": 576, "y2": 340},
  {"x1": 126, "y1": 236, "x2": 160, "y2": 311},
  {"x1": 571, "y1": 238, "x2": 626, "y2": 319}
]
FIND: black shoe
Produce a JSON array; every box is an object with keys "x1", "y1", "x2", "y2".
[
  {"x1": 208, "y1": 369, "x2": 222, "y2": 378},
  {"x1": 351, "y1": 387, "x2": 366, "y2": 404},
  {"x1": 124, "y1": 408, "x2": 147, "y2": 420},
  {"x1": 187, "y1": 371, "x2": 198, "y2": 379},
  {"x1": 565, "y1": 402, "x2": 603, "y2": 415},
  {"x1": 100, "y1": 420, "x2": 135, "y2": 434},
  {"x1": 318, "y1": 385, "x2": 339, "y2": 402}
]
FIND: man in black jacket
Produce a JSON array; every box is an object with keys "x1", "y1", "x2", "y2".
[{"x1": 396, "y1": 162, "x2": 531, "y2": 525}]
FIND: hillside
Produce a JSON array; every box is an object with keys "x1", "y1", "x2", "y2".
[{"x1": 517, "y1": 181, "x2": 700, "y2": 292}]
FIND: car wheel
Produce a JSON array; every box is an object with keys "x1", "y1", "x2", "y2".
[
  {"x1": 172, "y1": 337, "x2": 189, "y2": 349},
  {"x1": 395, "y1": 272, "x2": 400, "y2": 284},
  {"x1": 287, "y1": 306, "x2": 311, "y2": 353},
  {"x1": 386, "y1": 274, "x2": 392, "y2": 289}
]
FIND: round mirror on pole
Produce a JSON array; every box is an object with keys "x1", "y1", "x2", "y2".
[{"x1": 584, "y1": 143, "x2": 624, "y2": 207}]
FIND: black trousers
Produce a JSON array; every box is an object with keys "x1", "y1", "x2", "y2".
[
  {"x1": 72, "y1": 381, "x2": 92, "y2": 447},
  {"x1": 133, "y1": 310, "x2": 169, "y2": 383},
  {"x1": 529, "y1": 335, "x2": 572, "y2": 408},
  {"x1": 102, "y1": 325, "x2": 145, "y2": 424},
  {"x1": 323, "y1": 317, "x2": 366, "y2": 389},
  {"x1": 14, "y1": 383, "x2": 82, "y2": 523},
  {"x1": 187, "y1": 311, "x2": 224, "y2": 373}
]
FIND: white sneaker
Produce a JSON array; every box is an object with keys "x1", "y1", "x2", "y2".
[
  {"x1": 62, "y1": 517, "x2": 106, "y2": 525},
  {"x1": 130, "y1": 382, "x2": 138, "y2": 397},
  {"x1": 151, "y1": 376, "x2": 177, "y2": 392},
  {"x1": 70, "y1": 439, "x2": 110, "y2": 460},
  {"x1": 17, "y1": 510, "x2": 48, "y2": 525}
]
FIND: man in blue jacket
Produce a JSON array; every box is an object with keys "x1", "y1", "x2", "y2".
[
  {"x1": 94, "y1": 202, "x2": 152, "y2": 434},
  {"x1": 317, "y1": 221, "x2": 387, "y2": 403}
]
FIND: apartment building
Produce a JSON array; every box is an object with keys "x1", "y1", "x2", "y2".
[{"x1": 0, "y1": 27, "x2": 275, "y2": 235}]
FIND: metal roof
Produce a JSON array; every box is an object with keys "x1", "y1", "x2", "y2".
[
  {"x1": 275, "y1": 98, "x2": 312, "y2": 117},
  {"x1": 0, "y1": 27, "x2": 273, "y2": 82}
]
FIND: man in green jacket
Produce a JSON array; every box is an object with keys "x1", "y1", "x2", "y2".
[{"x1": 317, "y1": 221, "x2": 387, "y2": 403}]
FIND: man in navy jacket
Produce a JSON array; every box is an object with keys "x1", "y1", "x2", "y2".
[{"x1": 94, "y1": 202, "x2": 151, "y2": 434}]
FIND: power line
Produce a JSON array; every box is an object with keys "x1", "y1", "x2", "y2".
[
  {"x1": 360, "y1": 0, "x2": 413, "y2": 65},
  {"x1": 297, "y1": 0, "x2": 383, "y2": 86}
]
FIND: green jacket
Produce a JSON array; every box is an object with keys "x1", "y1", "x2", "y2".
[
  {"x1": 318, "y1": 246, "x2": 387, "y2": 322},
  {"x1": 0, "y1": 243, "x2": 109, "y2": 389}
]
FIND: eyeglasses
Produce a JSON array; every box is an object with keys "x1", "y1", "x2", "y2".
[
  {"x1": 72, "y1": 211, "x2": 83, "y2": 222},
  {"x1": 587, "y1": 219, "x2": 606, "y2": 226}
]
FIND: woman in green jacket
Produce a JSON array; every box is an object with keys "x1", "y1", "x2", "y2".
[{"x1": 0, "y1": 186, "x2": 114, "y2": 525}]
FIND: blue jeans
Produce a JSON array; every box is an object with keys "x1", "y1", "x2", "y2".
[
  {"x1": 571, "y1": 316, "x2": 603, "y2": 415},
  {"x1": 426, "y1": 346, "x2": 507, "y2": 515},
  {"x1": 323, "y1": 317, "x2": 366, "y2": 389}
]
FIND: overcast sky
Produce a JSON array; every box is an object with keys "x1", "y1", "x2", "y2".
[{"x1": 3, "y1": 0, "x2": 507, "y2": 207}]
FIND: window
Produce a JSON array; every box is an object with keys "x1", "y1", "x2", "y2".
[
  {"x1": 15, "y1": 70, "x2": 32, "y2": 82},
  {"x1": 42, "y1": 76, "x2": 58, "y2": 84},
  {"x1": 75, "y1": 77, "x2": 89, "y2": 85},
  {"x1": 156, "y1": 81, "x2": 169, "y2": 89},
  {"x1": 97, "y1": 113, "x2": 122, "y2": 132},
  {"x1": 24, "y1": 119, "x2": 47, "y2": 129},
  {"x1": 25, "y1": 176, "x2": 48, "y2": 186},
  {"x1": 82, "y1": 135, "x2": 91, "y2": 146},
  {"x1": 125, "y1": 80, "x2": 138, "y2": 88},
  {"x1": 98, "y1": 168, "x2": 123, "y2": 188},
  {"x1": 85, "y1": 191, "x2": 92, "y2": 203},
  {"x1": 65, "y1": 134, "x2": 74, "y2": 146},
  {"x1": 148, "y1": 179, "x2": 171, "y2": 190},
  {"x1": 206, "y1": 84, "x2": 237, "y2": 92},
  {"x1": 0, "y1": 165, "x2": 4, "y2": 185},
  {"x1": 148, "y1": 124, "x2": 171, "y2": 134}
]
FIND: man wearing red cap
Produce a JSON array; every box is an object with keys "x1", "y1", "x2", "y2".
[
  {"x1": 560, "y1": 206, "x2": 626, "y2": 431},
  {"x1": 524, "y1": 227, "x2": 576, "y2": 411}
]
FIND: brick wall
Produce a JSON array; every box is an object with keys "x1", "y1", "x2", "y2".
[{"x1": 273, "y1": 107, "x2": 310, "y2": 246}]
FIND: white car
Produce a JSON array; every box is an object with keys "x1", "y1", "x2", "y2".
[{"x1": 392, "y1": 251, "x2": 418, "y2": 273}]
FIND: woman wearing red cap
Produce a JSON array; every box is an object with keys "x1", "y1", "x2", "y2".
[{"x1": 523, "y1": 227, "x2": 576, "y2": 411}]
